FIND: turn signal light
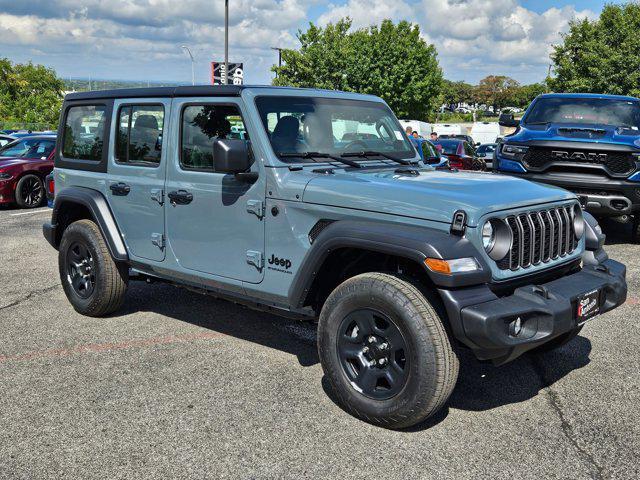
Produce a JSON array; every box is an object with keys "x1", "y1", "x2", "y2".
[{"x1": 424, "y1": 257, "x2": 480, "y2": 275}]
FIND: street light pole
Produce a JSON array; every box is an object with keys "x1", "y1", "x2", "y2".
[
  {"x1": 271, "y1": 47, "x2": 283, "y2": 76},
  {"x1": 181, "y1": 45, "x2": 195, "y2": 85},
  {"x1": 224, "y1": 0, "x2": 229, "y2": 85}
]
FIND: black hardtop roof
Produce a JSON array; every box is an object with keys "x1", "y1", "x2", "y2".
[
  {"x1": 63, "y1": 84, "x2": 364, "y2": 102},
  {"x1": 64, "y1": 85, "x2": 245, "y2": 101}
]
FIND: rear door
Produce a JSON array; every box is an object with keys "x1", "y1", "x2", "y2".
[{"x1": 107, "y1": 99, "x2": 170, "y2": 262}]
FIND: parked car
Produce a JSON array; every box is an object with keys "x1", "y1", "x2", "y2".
[
  {"x1": 410, "y1": 137, "x2": 449, "y2": 169},
  {"x1": 439, "y1": 134, "x2": 477, "y2": 145},
  {"x1": 44, "y1": 85, "x2": 626, "y2": 429},
  {"x1": 0, "y1": 135, "x2": 56, "y2": 208},
  {"x1": 435, "y1": 138, "x2": 485, "y2": 171},
  {"x1": 476, "y1": 143, "x2": 498, "y2": 169},
  {"x1": 496, "y1": 93, "x2": 640, "y2": 242},
  {"x1": 0, "y1": 134, "x2": 16, "y2": 148}
]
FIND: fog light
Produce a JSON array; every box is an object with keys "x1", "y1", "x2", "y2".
[{"x1": 509, "y1": 317, "x2": 523, "y2": 337}]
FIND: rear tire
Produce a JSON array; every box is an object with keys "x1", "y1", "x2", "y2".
[
  {"x1": 318, "y1": 273, "x2": 459, "y2": 429},
  {"x1": 59, "y1": 219, "x2": 128, "y2": 317},
  {"x1": 15, "y1": 174, "x2": 45, "y2": 208}
]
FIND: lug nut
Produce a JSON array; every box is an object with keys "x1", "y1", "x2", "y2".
[
  {"x1": 362, "y1": 346, "x2": 369, "y2": 354},
  {"x1": 378, "y1": 358, "x2": 387, "y2": 366},
  {"x1": 369, "y1": 360, "x2": 377, "y2": 367},
  {"x1": 380, "y1": 342, "x2": 388, "y2": 350},
  {"x1": 368, "y1": 336, "x2": 376, "y2": 344}
]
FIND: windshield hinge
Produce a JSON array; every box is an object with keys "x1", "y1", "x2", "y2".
[{"x1": 151, "y1": 233, "x2": 165, "y2": 250}]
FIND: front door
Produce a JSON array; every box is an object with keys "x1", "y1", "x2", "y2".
[
  {"x1": 164, "y1": 98, "x2": 265, "y2": 284},
  {"x1": 107, "y1": 99, "x2": 170, "y2": 262}
]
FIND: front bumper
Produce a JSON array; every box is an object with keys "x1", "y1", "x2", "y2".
[
  {"x1": 0, "y1": 180, "x2": 15, "y2": 204},
  {"x1": 439, "y1": 259, "x2": 627, "y2": 365},
  {"x1": 499, "y1": 170, "x2": 640, "y2": 217}
]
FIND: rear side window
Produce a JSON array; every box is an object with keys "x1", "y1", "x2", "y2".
[
  {"x1": 181, "y1": 104, "x2": 246, "y2": 171},
  {"x1": 62, "y1": 105, "x2": 107, "y2": 161},
  {"x1": 116, "y1": 105, "x2": 164, "y2": 166}
]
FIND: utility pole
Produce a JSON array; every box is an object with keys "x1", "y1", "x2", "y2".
[
  {"x1": 181, "y1": 45, "x2": 195, "y2": 85},
  {"x1": 271, "y1": 47, "x2": 283, "y2": 76},
  {"x1": 224, "y1": 0, "x2": 229, "y2": 85}
]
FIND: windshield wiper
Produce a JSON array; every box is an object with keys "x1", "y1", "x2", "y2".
[
  {"x1": 341, "y1": 150, "x2": 413, "y2": 165},
  {"x1": 278, "y1": 151, "x2": 362, "y2": 168}
]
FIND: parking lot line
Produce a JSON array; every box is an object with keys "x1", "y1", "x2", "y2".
[{"x1": 9, "y1": 208, "x2": 51, "y2": 216}]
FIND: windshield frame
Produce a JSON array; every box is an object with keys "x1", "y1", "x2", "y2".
[
  {"x1": 522, "y1": 96, "x2": 640, "y2": 129},
  {"x1": 253, "y1": 95, "x2": 418, "y2": 164}
]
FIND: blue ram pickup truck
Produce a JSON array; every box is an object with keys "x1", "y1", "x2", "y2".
[{"x1": 496, "y1": 93, "x2": 640, "y2": 241}]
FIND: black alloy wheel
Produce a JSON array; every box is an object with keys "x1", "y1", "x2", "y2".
[
  {"x1": 16, "y1": 175, "x2": 44, "y2": 208},
  {"x1": 66, "y1": 241, "x2": 96, "y2": 299},
  {"x1": 337, "y1": 308, "x2": 410, "y2": 400}
]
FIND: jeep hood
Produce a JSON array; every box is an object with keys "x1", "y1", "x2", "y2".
[
  {"x1": 302, "y1": 169, "x2": 575, "y2": 227},
  {"x1": 508, "y1": 122, "x2": 640, "y2": 148}
]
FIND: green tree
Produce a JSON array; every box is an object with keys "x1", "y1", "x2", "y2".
[
  {"x1": 474, "y1": 75, "x2": 520, "y2": 111},
  {"x1": 510, "y1": 82, "x2": 548, "y2": 109},
  {"x1": 0, "y1": 58, "x2": 64, "y2": 128},
  {"x1": 549, "y1": 3, "x2": 640, "y2": 96},
  {"x1": 441, "y1": 80, "x2": 475, "y2": 107},
  {"x1": 273, "y1": 19, "x2": 443, "y2": 120}
]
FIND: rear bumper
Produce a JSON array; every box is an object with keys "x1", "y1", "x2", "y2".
[
  {"x1": 500, "y1": 171, "x2": 640, "y2": 216},
  {"x1": 439, "y1": 259, "x2": 627, "y2": 365}
]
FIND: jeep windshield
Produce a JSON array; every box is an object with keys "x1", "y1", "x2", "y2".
[
  {"x1": 255, "y1": 96, "x2": 415, "y2": 163},
  {"x1": 524, "y1": 97, "x2": 640, "y2": 130}
]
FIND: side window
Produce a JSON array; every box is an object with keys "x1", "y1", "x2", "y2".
[
  {"x1": 181, "y1": 104, "x2": 246, "y2": 171},
  {"x1": 62, "y1": 105, "x2": 107, "y2": 160},
  {"x1": 464, "y1": 142, "x2": 475, "y2": 156},
  {"x1": 116, "y1": 105, "x2": 164, "y2": 165}
]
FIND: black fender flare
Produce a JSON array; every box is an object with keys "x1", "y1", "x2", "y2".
[
  {"x1": 44, "y1": 186, "x2": 128, "y2": 262},
  {"x1": 287, "y1": 220, "x2": 491, "y2": 309}
]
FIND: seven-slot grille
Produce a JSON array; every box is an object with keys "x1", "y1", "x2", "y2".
[{"x1": 496, "y1": 204, "x2": 579, "y2": 271}]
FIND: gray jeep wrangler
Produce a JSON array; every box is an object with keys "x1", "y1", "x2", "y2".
[{"x1": 44, "y1": 86, "x2": 627, "y2": 429}]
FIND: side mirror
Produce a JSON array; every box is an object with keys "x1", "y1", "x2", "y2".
[
  {"x1": 499, "y1": 113, "x2": 519, "y2": 128},
  {"x1": 213, "y1": 139, "x2": 251, "y2": 174}
]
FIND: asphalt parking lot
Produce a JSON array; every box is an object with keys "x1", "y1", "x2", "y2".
[{"x1": 0, "y1": 206, "x2": 639, "y2": 479}]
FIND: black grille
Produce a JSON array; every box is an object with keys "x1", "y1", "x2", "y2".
[
  {"x1": 497, "y1": 205, "x2": 579, "y2": 271},
  {"x1": 522, "y1": 147, "x2": 636, "y2": 176}
]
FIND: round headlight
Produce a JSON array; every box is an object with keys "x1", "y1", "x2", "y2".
[
  {"x1": 573, "y1": 204, "x2": 584, "y2": 239},
  {"x1": 483, "y1": 219, "x2": 512, "y2": 261},
  {"x1": 482, "y1": 221, "x2": 495, "y2": 251}
]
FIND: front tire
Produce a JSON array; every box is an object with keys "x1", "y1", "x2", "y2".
[
  {"x1": 15, "y1": 174, "x2": 45, "y2": 208},
  {"x1": 59, "y1": 219, "x2": 128, "y2": 317},
  {"x1": 318, "y1": 273, "x2": 459, "y2": 429}
]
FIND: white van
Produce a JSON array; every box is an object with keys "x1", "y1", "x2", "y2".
[
  {"x1": 470, "y1": 122, "x2": 501, "y2": 145},
  {"x1": 399, "y1": 120, "x2": 432, "y2": 138},
  {"x1": 432, "y1": 123, "x2": 463, "y2": 136}
]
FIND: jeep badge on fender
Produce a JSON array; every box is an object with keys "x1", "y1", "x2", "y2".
[{"x1": 44, "y1": 85, "x2": 628, "y2": 429}]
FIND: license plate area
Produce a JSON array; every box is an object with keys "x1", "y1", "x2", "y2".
[{"x1": 576, "y1": 289, "x2": 600, "y2": 325}]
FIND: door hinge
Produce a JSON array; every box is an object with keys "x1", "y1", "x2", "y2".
[
  {"x1": 246, "y1": 250, "x2": 264, "y2": 270},
  {"x1": 246, "y1": 200, "x2": 265, "y2": 219},
  {"x1": 151, "y1": 189, "x2": 164, "y2": 205},
  {"x1": 151, "y1": 233, "x2": 165, "y2": 250}
]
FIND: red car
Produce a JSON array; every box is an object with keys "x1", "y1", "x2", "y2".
[
  {"x1": 0, "y1": 135, "x2": 56, "y2": 208},
  {"x1": 434, "y1": 138, "x2": 486, "y2": 171}
]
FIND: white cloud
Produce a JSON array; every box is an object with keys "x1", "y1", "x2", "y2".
[{"x1": 0, "y1": 0, "x2": 602, "y2": 85}]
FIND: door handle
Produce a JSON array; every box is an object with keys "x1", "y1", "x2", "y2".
[
  {"x1": 110, "y1": 182, "x2": 131, "y2": 196},
  {"x1": 168, "y1": 190, "x2": 193, "y2": 205}
]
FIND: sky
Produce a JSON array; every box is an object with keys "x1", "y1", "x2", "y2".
[{"x1": 0, "y1": 0, "x2": 628, "y2": 86}]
